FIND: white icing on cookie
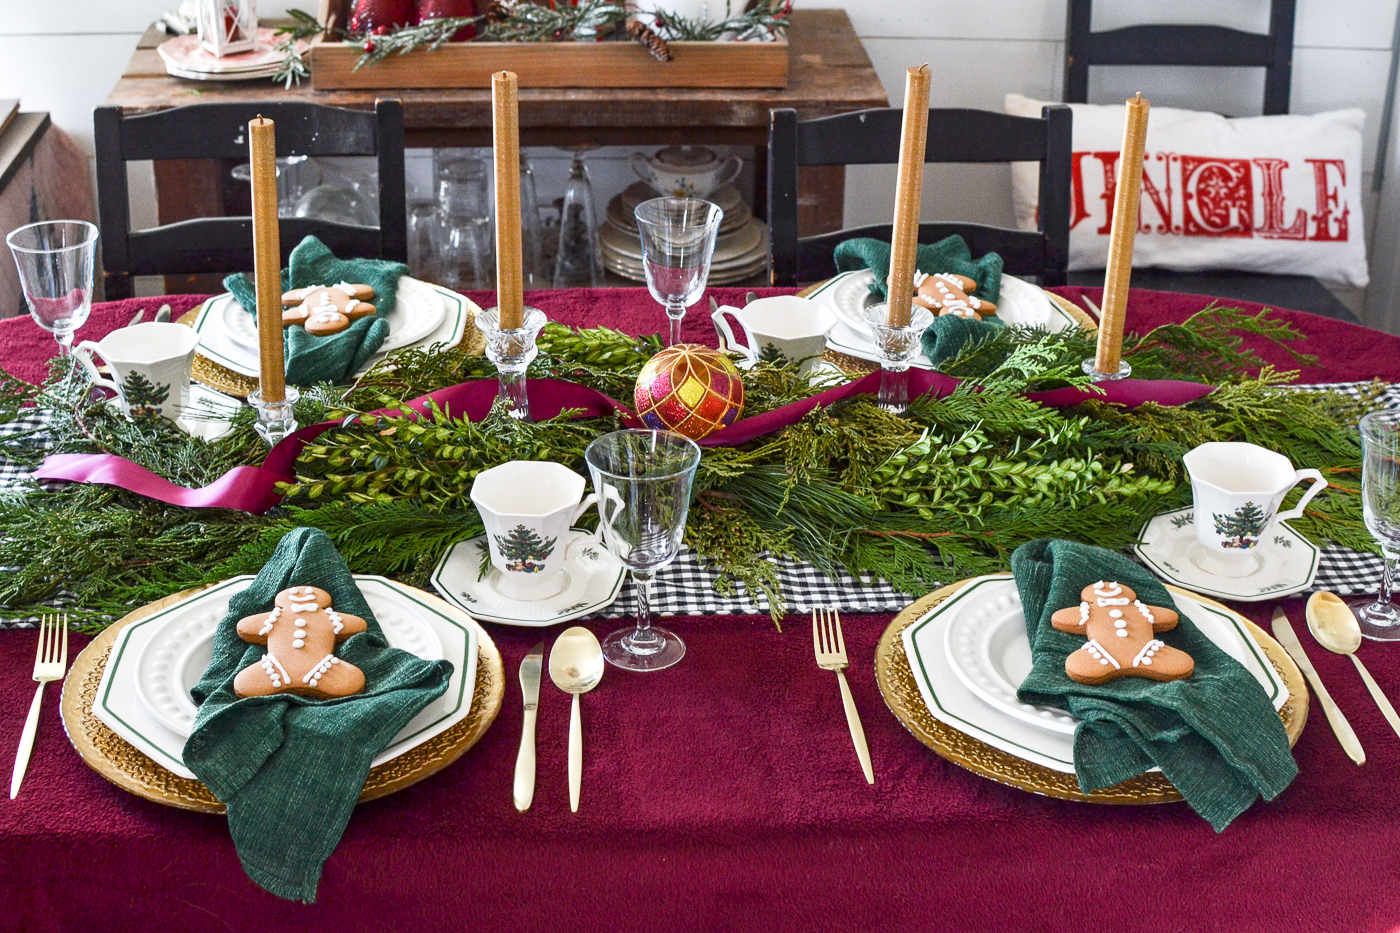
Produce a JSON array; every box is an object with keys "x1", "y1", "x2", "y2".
[
  {"x1": 1081, "y1": 638, "x2": 1120, "y2": 669},
  {"x1": 1132, "y1": 639, "x2": 1164, "y2": 668},
  {"x1": 1134, "y1": 599, "x2": 1156, "y2": 624}
]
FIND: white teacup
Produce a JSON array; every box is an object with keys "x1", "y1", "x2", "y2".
[
  {"x1": 1183, "y1": 442, "x2": 1328, "y2": 578},
  {"x1": 470, "y1": 461, "x2": 599, "y2": 601},
  {"x1": 73, "y1": 322, "x2": 200, "y2": 423},
  {"x1": 630, "y1": 146, "x2": 742, "y2": 199},
  {"x1": 711, "y1": 296, "x2": 836, "y2": 375}
]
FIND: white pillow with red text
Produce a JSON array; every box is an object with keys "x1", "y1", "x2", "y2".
[{"x1": 1005, "y1": 94, "x2": 1368, "y2": 287}]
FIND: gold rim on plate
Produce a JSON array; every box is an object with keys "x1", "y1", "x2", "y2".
[
  {"x1": 874, "y1": 579, "x2": 1308, "y2": 804},
  {"x1": 60, "y1": 583, "x2": 505, "y2": 814}
]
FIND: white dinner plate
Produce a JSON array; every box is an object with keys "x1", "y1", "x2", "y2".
[
  {"x1": 193, "y1": 277, "x2": 475, "y2": 380},
  {"x1": 93, "y1": 575, "x2": 478, "y2": 780},
  {"x1": 808, "y1": 269, "x2": 1080, "y2": 370},
  {"x1": 903, "y1": 575, "x2": 1289, "y2": 773},
  {"x1": 134, "y1": 585, "x2": 444, "y2": 736},
  {"x1": 220, "y1": 279, "x2": 446, "y2": 354},
  {"x1": 598, "y1": 215, "x2": 765, "y2": 264}
]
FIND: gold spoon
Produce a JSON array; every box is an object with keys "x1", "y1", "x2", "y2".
[
  {"x1": 548, "y1": 626, "x2": 604, "y2": 813},
  {"x1": 1308, "y1": 591, "x2": 1400, "y2": 740}
]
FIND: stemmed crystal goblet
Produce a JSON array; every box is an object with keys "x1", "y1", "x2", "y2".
[
  {"x1": 634, "y1": 198, "x2": 722, "y2": 346},
  {"x1": 584, "y1": 429, "x2": 702, "y2": 671},
  {"x1": 1354, "y1": 410, "x2": 1400, "y2": 639},
  {"x1": 6, "y1": 221, "x2": 98, "y2": 357}
]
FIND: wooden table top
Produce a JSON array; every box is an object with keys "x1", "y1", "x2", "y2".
[{"x1": 107, "y1": 9, "x2": 888, "y2": 144}]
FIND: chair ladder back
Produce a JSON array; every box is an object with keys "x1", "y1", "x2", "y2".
[{"x1": 1064, "y1": 0, "x2": 1296, "y2": 115}]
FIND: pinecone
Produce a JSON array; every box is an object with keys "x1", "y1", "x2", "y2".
[
  {"x1": 626, "y1": 18, "x2": 672, "y2": 62},
  {"x1": 480, "y1": 0, "x2": 508, "y2": 25}
]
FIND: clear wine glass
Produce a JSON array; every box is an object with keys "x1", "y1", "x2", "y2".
[
  {"x1": 6, "y1": 220, "x2": 98, "y2": 357},
  {"x1": 585, "y1": 429, "x2": 702, "y2": 672},
  {"x1": 1354, "y1": 409, "x2": 1400, "y2": 639},
  {"x1": 634, "y1": 197, "x2": 722, "y2": 346}
]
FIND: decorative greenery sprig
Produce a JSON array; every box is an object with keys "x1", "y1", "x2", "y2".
[
  {"x1": 0, "y1": 307, "x2": 1380, "y2": 630},
  {"x1": 271, "y1": 8, "x2": 326, "y2": 87}
]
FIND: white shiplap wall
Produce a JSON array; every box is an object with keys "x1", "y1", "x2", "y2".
[{"x1": 1, "y1": 1, "x2": 1398, "y2": 323}]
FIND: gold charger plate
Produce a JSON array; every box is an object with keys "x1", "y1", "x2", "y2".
[
  {"x1": 874, "y1": 579, "x2": 1308, "y2": 805},
  {"x1": 60, "y1": 583, "x2": 505, "y2": 814}
]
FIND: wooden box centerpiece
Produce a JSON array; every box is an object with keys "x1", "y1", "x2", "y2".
[{"x1": 308, "y1": 0, "x2": 790, "y2": 90}]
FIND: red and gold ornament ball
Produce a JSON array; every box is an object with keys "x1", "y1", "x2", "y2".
[{"x1": 634, "y1": 344, "x2": 745, "y2": 441}]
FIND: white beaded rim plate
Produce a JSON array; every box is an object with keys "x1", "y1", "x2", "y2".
[
  {"x1": 1134, "y1": 507, "x2": 1321, "y2": 602},
  {"x1": 431, "y1": 530, "x2": 627, "y2": 627},
  {"x1": 219, "y1": 278, "x2": 446, "y2": 354},
  {"x1": 93, "y1": 575, "x2": 478, "y2": 780},
  {"x1": 133, "y1": 584, "x2": 444, "y2": 736},
  {"x1": 807, "y1": 269, "x2": 1078, "y2": 371},
  {"x1": 903, "y1": 574, "x2": 1289, "y2": 772},
  {"x1": 193, "y1": 277, "x2": 472, "y2": 379}
]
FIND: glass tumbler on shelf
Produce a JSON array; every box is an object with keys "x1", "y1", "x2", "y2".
[
  {"x1": 585, "y1": 429, "x2": 702, "y2": 672},
  {"x1": 1353, "y1": 410, "x2": 1400, "y2": 639},
  {"x1": 6, "y1": 220, "x2": 98, "y2": 357},
  {"x1": 407, "y1": 201, "x2": 441, "y2": 282},
  {"x1": 634, "y1": 197, "x2": 723, "y2": 346},
  {"x1": 436, "y1": 152, "x2": 494, "y2": 291},
  {"x1": 553, "y1": 151, "x2": 604, "y2": 289},
  {"x1": 520, "y1": 154, "x2": 546, "y2": 289}
]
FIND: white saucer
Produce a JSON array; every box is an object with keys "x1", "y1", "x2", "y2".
[
  {"x1": 431, "y1": 530, "x2": 626, "y2": 627},
  {"x1": 1134, "y1": 507, "x2": 1320, "y2": 602},
  {"x1": 103, "y1": 384, "x2": 241, "y2": 441}
]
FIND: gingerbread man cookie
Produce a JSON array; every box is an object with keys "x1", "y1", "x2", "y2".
[
  {"x1": 911, "y1": 272, "x2": 998, "y2": 321},
  {"x1": 233, "y1": 586, "x2": 369, "y2": 699},
  {"x1": 281, "y1": 283, "x2": 377, "y2": 336},
  {"x1": 1049, "y1": 581, "x2": 1193, "y2": 685}
]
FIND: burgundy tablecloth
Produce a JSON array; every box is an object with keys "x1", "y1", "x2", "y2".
[{"x1": 4, "y1": 287, "x2": 1400, "y2": 933}]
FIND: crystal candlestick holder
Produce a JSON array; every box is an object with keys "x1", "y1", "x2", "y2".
[
  {"x1": 248, "y1": 385, "x2": 299, "y2": 446},
  {"x1": 477, "y1": 306, "x2": 547, "y2": 420},
  {"x1": 1081, "y1": 357, "x2": 1132, "y2": 381},
  {"x1": 863, "y1": 302, "x2": 933, "y2": 415}
]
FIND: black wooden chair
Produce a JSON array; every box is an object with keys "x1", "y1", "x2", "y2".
[
  {"x1": 1061, "y1": 0, "x2": 1357, "y2": 322},
  {"x1": 767, "y1": 105, "x2": 1072, "y2": 287},
  {"x1": 94, "y1": 100, "x2": 406, "y2": 300}
]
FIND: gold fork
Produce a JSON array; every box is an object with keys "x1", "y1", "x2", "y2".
[
  {"x1": 10, "y1": 613, "x2": 67, "y2": 799},
  {"x1": 813, "y1": 607, "x2": 874, "y2": 784}
]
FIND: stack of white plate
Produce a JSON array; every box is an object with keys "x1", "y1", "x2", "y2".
[
  {"x1": 191, "y1": 276, "x2": 477, "y2": 382},
  {"x1": 899, "y1": 574, "x2": 1291, "y2": 774},
  {"x1": 806, "y1": 269, "x2": 1083, "y2": 369},
  {"x1": 600, "y1": 182, "x2": 769, "y2": 286},
  {"x1": 157, "y1": 29, "x2": 304, "y2": 82},
  {"x1": 92, "y1": 576, "x2": 481, "y2": 780}
]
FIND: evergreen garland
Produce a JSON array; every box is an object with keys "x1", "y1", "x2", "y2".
[{"x1": 0, "y1": 306, "x2": 1381, "y2": 631}]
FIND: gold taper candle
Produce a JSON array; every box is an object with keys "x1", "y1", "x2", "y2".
[
  {"x1": 1094, "y1": 93, "x2": 1150, "y2": 374},
  {"x1": 492, "y1": 70, "x2": 524, "y2": 330},
  {"x1": 887, "y1": 64, "x2": 932, "y2": 328},
  {"x1": 248, "y1": 115, "x2": 285, "y2": 403}
]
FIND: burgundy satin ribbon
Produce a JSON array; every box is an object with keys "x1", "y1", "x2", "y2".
[{"x1": 32, "y1": 373, "x2": 1212, "y2": 514}]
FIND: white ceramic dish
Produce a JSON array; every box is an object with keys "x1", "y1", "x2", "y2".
[
  {"x1": 134, "y1": 586, "x2": 444, "y2": 736},
  {"x1": 1134, "y1": 507, "x2": 1321, "y2": 602},
  {"x1": 220, "y1": 279, "x2": 446, "y2": 354},
  {"x1": 157, "y1": 31, "x2": 298, "y2": 73},
  {"x1": 93, "y1": 575, "x2": 478, "y2": 780},
  {"x1": 807, "y1": 269, "x2": 1079, "y2": 370},
  {"x1": 104, "y1": 383, "x2": 242, "y2": 442},
  {"x1": 902, "y1": 574, "x2": 1289, "y2": 773},
  {"x1": 192, "y1": 277, "x2": 474, "y2": 380},
  {"x1": 431, "y1": 530, "x2": 626, "y2": 627},
  {"x1": 597, "y1": 215, "x2": 765, "y2": 265}
]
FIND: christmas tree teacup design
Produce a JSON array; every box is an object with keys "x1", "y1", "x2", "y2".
[
  {"x1": 471, "y1": 461, "x2": 598, "y2": 601},
  {"x1": 1184, "y1": 442, "x2": 1328, "y2": 578},
  {"x1": 73, "y1": 322, "x2": 199, "y2": 424}
]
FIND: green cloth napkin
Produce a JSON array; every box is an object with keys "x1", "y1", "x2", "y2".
[
  {"x1": 183, "y1": 527, "x2": 452, "y2": 902},
  {"x1": 832, "y1": 234, "x2": 1005, "y2": 306},
  {"x1": 224, "y1": 236, "x2": 408, "y2": 387},
  {"x1": 1010, "y1": 539, "x2": 1297, "y2": 831},
  {"x1": 921, "y1": 314, "x2": 998, "y2": 367}
]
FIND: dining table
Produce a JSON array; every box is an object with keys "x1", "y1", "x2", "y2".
[{"x1": 3, "y1": 283, "x2": 1400, "y2": 933}]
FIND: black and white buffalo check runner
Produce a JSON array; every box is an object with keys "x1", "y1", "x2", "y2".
[{"x1": 0, "y1": 382, "x2": 1394, "y2": 628}]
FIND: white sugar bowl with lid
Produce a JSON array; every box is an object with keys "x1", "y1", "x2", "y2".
[{"x1": 630, "y1": 146, "x2": 742, "y2": 199}]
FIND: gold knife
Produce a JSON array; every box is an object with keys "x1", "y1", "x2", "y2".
[
  {"x1": 1272, "y1": 608, "x2": 1365, "y2": 765},
  {"x1": 513, "y1": 641, "x2": 545, "y2": 811}
]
